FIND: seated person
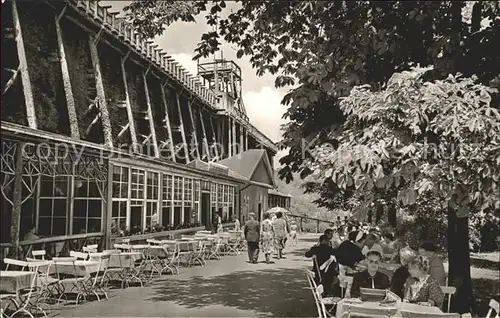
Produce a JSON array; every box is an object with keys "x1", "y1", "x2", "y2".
[
  {"x1": 418, "y1": 242, "x2": 447, "y2": 286},
  {"x1": 336, "y1": 231, "x2": 366, "y2": 273},
  {"x1": 381, "y1": 233, "x2": 395, "y2": 256},
  {"x1": 404, "y1": 255, "x2": 444, "y2": 308},
  {"x1": 305, "y1": 234, "x2": 340, "y2": 297},
  {"x1": 324, "y1": 228, "x2": 341, "y2": 248},
  {"x1": 351, "y1": 251, "x2": 390, "y2": 298},
  {"x1": 362, "y1": 234, "x2": 384, "y2": 256},
  {"x1": 390, "y1": 247, "x2": 416, "y2": 298}
]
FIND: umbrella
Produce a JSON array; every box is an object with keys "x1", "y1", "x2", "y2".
[{"x1": 266, "y1": 206, "x2": 290, "y2": 214}]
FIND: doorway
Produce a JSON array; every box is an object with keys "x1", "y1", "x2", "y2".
[
  {"x1": 201, "y1": 192, "x2": 211, "y2": 229},
  {"x1": 258, "y1": 203, "x2": 262, "y2": 221}
]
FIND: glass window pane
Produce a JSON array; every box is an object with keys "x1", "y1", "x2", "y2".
[
  {"x1": 88, "y1": 180, "x2": 101, "y2": 198},
  {"x1": 88, "y1": 200, "x2": 102, "y2": 218},
  {"x1": 73, "y1": 200, "x2": 87, "y2": 218},
  {"x1": 40, "y1": 177, "x2": 53, "y2": 197},
  {"x1": 73, "y1": 218, "x2": 86, "y2": 234},
  {"x1": 53, "y1": 199, "x2": 67, "y2": 217},
  {"x1": 52, "y1": 218, "x2": 66, "y2": 235},
  {"x1": 39, "y1": 199, "x2": 52, "y2": 217},
  {"x1": 54, "y1": 177, "x2": 68, "y2": 197},
  {"x1": 38, "y1": 218, "x2": 51, "y2": 236},
  {"x1": 88, "y1": 218, "x2": 101, "y2": 233}
]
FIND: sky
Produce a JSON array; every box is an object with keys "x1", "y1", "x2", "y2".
[{"x1": 103, "y1": 1, "x2": 289, "y2": 166}]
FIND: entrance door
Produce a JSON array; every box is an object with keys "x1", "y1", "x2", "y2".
[
  {"x1": 258, "y1": 203, "x2": 262, "y2": 221},
  {"x1": 201, "y1": 192, "x2": 211, "y2": 229}
]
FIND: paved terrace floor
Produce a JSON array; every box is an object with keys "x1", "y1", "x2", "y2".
[{"x1": 52, "y1": 235, "x2": 321, "y2": 317}]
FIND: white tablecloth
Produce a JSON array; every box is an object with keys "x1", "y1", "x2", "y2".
[
  {"x1": 0, "y1": 271, "x2": 34, "y2": 293},
  {"x1": 53, "y1": 260, "x2": 100, "y2": 277},
  {"x1": 336, "y1": 299, "x2": 443, "y2": 317}
]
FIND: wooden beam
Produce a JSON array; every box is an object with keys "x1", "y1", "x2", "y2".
[
  {"x1": 232, "y1": 116, "x2": 237, "y2": 154},
  {"x1": 88, "y1": 34, "x2": 113, "y2": 147},
  {"x1": 228, "y1": 117, "x2": 232, "y2": 157},
  {"x1": 175, "y1": 93, "x2": 190, "y2": 163},
  {"x1": 159, "y1": 83, "x2": 176, "y2": 163},
  {"x1": 187, "y1": 99, "x2": 200, "y2": 160},
  {"x1": 12, "y1": 1, "x2": 36, "y2": 129},
  {"x1": 209, "y1": 116, "x2": 219, "y2": 160},
  {"x1": 199, "y1": 111, "x2": 211, "y2": 161},
  {"x1": 120, "y1": 54, "x2": 139, "y2": 153},
  {"x1": 240, "y1": 124, "x2": 244, "y2": 153},
  {"x1": 142, "y1": 72, "x2": 159, "y2": 158},
  {"x1": 55, "y1": 10, "x2": 80, "y2": 139},
  {"x1": 9, "y1": 142, "x2": 24, "y2": 259}
]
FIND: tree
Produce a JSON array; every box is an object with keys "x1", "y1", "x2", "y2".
[
  {"x1": 310, "y1": 67, "x2": 500, "y2": 313},
  {"x1": 125, "y1": 2, "x2": 500, "y2": 313}
]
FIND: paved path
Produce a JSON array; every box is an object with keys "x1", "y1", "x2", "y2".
[{"x1": 52, "y1": 235, "x2": 321, "y2": 317}]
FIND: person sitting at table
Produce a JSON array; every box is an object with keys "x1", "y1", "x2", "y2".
[
  {"x1": 381, "y1": 233, "x2": 395, "y2": 255},
  {"x1": 351, "y1": 251, "x2": 390, "y2": 298},
  {"x1": 336, "y1": 231, "x2": 366, "y2": 274},
  {"x1": 418, "y1": 242, "x2": 447, "y2": 286},
  {"x1": 362, "y1": 234, "x2": 384, "y2": 256},
  {"x1": 305, "y1": 234, "x2": 340, "y2": 297},
  {"x1": 404, "y1": 255, "x2": 444, "y2": 307},
  {"x1": 390, "y1": 247, "x2": 417, "y2": 298}
]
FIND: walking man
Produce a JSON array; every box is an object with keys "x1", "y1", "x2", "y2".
[{"x1": 244, "y1": 212, "x2": 260, "y2": 263}]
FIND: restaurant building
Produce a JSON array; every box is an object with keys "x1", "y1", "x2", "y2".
[{"x1": 0, "y1": 0, "x2": 282, "y2": 257}]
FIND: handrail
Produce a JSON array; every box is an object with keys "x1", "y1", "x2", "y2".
[
  {"x1": 287, "y1": 213, "x2": 336, "y2": 233},
  {"x1": 0, "y1": 232, "x2": 104, "y2": 247}
]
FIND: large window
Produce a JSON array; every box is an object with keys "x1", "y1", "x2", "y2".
[
  {"x1": 130, "y1": 169, "x2": 145, "y2": 231},
  {"x1": 73, "y1": 178, "x2": 102, "y2": 234},
  {"x1": 162, "y1": 174, "x2": 172, "y2": 226},
  {"x1": 211, "y1": 182, "x2": 217, "y2": 214},
  {"x1": 173, "y1": 176, "x2": 182, "y2": 225},
  {"x1": 112, "y1": 166, "x2": 129, "y2": 230},
  {"x1": 145, "y1": 171, "x2": 159, "y2": 229},
  {"x1": 183, "y1": 178, "x2": 192, "y2": 224},
  {"x1": 38, "y1": 176, "x2": 69, "y2": 236},
  {"x1": 194, "y1": 180, "x2": 200, "y2": 223}
]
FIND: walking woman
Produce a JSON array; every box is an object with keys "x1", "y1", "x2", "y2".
[
  {"x1": 273, "y1": 212, "x2": 289, "y2": 259},
  {"x1": 260, "y1": 212, "x2": 275, "y2": 264}
]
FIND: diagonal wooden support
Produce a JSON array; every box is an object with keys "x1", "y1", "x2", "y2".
[
  {"x1": 55, "y1": 4, "x2": 80, "y2": 139},
  {"x1": 187, "y1": 97, "x2": 200, "y2": 160},
  {"x1": 160, "y1": 82, "x2": 176, "y2": 162},
  {"x1": 142, "y1": 71, "x2": 159, "y2": 158},
  {"x1": 12, "y1": 0, "x2": 36, "y2": 129},
  {"x1": 175, "y1": 92, "x2": 190, "y2": 163},
  {"x1": 120, "y1": 50, "x2": 139, "y2": 153}
]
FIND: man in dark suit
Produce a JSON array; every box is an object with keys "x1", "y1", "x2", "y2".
[
  {"x1": 351, "y1": 250, "x2": 390, "y2": 298},
  {"x1": 244, "y1": 212, "x2": 260, "y2": 263}
]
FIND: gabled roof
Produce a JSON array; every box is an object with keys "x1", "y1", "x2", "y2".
[{"x1": 218, "y1": 149, "x2": 276, "y2": 187}]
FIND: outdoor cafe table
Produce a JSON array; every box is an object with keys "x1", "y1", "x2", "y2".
[
  {"x1": 0, "y1": 271, "x2": 34, "y2": 294},
  {"x1": 53, "y1": 260, "x2": 100, "y2": 277},
  {"x1": 89, "y1": 252, "x2": 142, "y2": 268},
  {"x1": 336, "y1": 299, "x2": 443, "y2": 317}
]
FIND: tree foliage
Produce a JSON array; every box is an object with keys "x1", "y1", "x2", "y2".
[
  {"x1": 311, "y1": 67, "x2": 500, "y2": 216},
  {"x1": 125, "y1": 1, "x2": 500, "y2": 185}
]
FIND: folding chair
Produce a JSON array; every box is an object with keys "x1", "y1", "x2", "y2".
[
  {"x1": 440, "y1": 286, "x2": 456, "y2": 313},
  {"x1": 192, "y1": 240, "x2": 207, "y2": 266},
  {"x1": 31, "y1": 250, "x2": 46, "y2": 260},
  {"x1": 340, "y1": 276, "x2": 354, "y2": 299},
  {"x1": 82, "y1": 245, "x2": 98, "y2": 253},
  {"x1": 69, "y1": 251, "x2": 89, "y2": 260},
  {"x1": 306, "y1": 270, "x2": 324, "y2": 318},
  {"x1": 86, "y1": 254, "x2": 110, "y2": 301},
  {"x1": 227, "y1": 232, "x2": 241, "y2": 255},
  {"x1": 52, "y1": 258, "x2": 89, "y2": 305},
  {"x1": 3, "y1": 258, "x2": 28, "y2": 271}
]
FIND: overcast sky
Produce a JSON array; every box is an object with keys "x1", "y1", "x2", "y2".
[{"x1": 103, "y1": 1, "x2": 289, "y2": 165}]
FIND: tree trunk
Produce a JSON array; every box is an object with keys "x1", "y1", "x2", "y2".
[
  {"x1": 447, "y1": 206, "x2": 474, "y2": 314},
  {"x1": 10, "y1": 143, "x2": 24, "y2": 259}
]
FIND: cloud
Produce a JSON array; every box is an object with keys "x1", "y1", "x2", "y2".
[
  {"x1": 243, "y1": 86, "x2": 287, "y2": 143},
  {"x1": 169, "y1": 53, "x2": 199, "y2": 76}
]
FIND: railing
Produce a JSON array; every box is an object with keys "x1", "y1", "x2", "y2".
[
  {"x1": 287, "y1": 213, "x2": 336, "y2": 233},
  {"x1": 0, "y1": 232, "x2": 104, "y2": 262}
]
